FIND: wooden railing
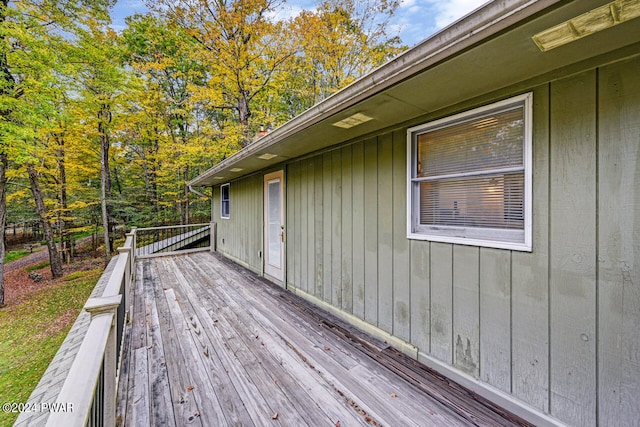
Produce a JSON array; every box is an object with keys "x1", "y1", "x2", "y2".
[
  {"x1": 45, "y1": 223, "x2": 215, "y2": 426},
  {"x1": 135, "y1": 223, "x2": 216, "y2": 258},
  {"x1": 46, "y1": 230, "x2": 135, "y2": 427}
]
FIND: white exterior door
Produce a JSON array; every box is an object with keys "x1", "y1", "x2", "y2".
[{"x1": 264, "y1": 171, "x2": 284, "y2": 282}]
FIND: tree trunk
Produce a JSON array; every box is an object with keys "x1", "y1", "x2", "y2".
[
  {"x1": 112, "y1": 164, "x2": 122, "y2": 195},
  {"x1": 98, "y1": 103, "x2": 113, "y2": 261},
  {"x1": 150, "y1": 133, "x2": 159, "y2": 223},
  {"x1": 56, "y1": 135, "x2": 73, "y2": 262},
  {"x1": 183, "y1": 166, "x2": 189, "y2": 225},
  {"x1": 1, "y1": 3, "x2": 11, "y2": 305},
  {"x1": 238, "y1": 91, "x2": 252, "y2": 147},
  {"x1": 26, "y1": 163, "x2": 63, "y2": 279},
  {"x1": 0, "y1": 153, "x2": 7, "y2": 306}
]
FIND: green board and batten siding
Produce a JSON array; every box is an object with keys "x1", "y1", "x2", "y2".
[
  {"x1": 213, "y1": 173, "x2": 263, "y2": 274},
  {"x1": 211, "y1": 55, "x2": 640, "y2": 427}
]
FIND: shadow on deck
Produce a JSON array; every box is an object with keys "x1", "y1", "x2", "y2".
[{"x1": 116, "y1": 252, "x2": 531, "y2": 427}]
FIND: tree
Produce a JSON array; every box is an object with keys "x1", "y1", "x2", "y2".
[
  {"x1": 0, "y1": 0, "x2": 113, "y2": 300},
  {"x1": 281, "y1": 0, "x2": 405, "y2": 113},
  {"x1": 72, "y1": 20, "x2": 125, "y2": 260},
  {"x1": 26, "y1": 163, "x2": 63, "y2": 277},
  {"x1": 0, "y1": 153, "x2": 6, "y2": 305},
  {"x1": 120, "y1": 14, "x2": 231, "y2": 225},
  {"x1": 153, "y1": 0, "x2": 297, "y2": 146}
]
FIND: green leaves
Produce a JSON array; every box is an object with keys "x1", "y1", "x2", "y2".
[{"x1": 0, "y1": 0, "x2": 407, "y2": 232}]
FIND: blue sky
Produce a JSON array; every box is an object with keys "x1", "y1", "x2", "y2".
[{"x1": 111, "y1": 0, "x2": 489, "y2": 47}]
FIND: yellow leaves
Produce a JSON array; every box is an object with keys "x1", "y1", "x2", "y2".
[
  {"x1": 7, "y1": 190, "x2": 30, "y2": 204},
  {"x1": 67, "y1": 201, "x2": 98, "y2": 211}
]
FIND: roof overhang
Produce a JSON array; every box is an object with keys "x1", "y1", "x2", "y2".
[{"x1": 190, "y1": 0, "x2": 640, "y2": 187}]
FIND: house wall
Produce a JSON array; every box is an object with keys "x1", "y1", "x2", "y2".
[
  {"x1": 212, "y1": 173, "x2": 263, "y2": 274},
  {"x1": 213, "y1": 54, "x2": 640, "y2": 427}
]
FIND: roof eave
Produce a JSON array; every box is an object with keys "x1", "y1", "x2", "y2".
[{"x1": 189, "y1": 0, "x2": 562, "y2": 187}]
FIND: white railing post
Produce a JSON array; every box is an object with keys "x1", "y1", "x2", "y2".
[
  {"x1": 46, "y1": 295, "x2": 121, "y2": 427},
  {"x1": 117, "y1": 245, "x2": 132, "y2": 311},
  {"x1": 129, "y1": 227, "x2": 137, "y2": 275},
  {"x1": 85, "y1": 297, "x2": 120, "y2": 427}
]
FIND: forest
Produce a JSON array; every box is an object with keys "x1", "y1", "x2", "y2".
[{"x1": 0, "y1": 0, "x2": 406, "y2": 303}]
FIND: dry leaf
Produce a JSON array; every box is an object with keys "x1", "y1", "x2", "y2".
[
  {"x1": 272, "y1": 412, "x2": 278, "y2": 420},
  {"x1": 187, "y1": 386, "x2": 194, "y2": 391}
]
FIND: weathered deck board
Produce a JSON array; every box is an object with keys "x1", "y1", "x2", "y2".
[
  {"x1": 200, "y1": 258, "x2": 451, "y2": 426},
  {"x1": 177, "y1": 256, "x2": 348, "y2": 426},
  {"x1": 116, "y1": 251, "x2": 533, "y2": 427},
  {"x1": 143, "y1": 261, "x2": 176, "y2": 426},
  {"x1": 167, "y1": 258, "x2": 311, "y2": 426}
]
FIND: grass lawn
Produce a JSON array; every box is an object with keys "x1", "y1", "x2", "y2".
[
  {"x1": 0, "y1": 267, "x2": 102, "y2": 427},
  {"x1": 24, "y1": 261, "x2": 50, "y2": 272},
  {"x1": 4, "y1": 251, "x2": 31, "y2": 264}
]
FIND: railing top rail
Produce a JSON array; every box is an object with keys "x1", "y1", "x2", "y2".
[
  {"x1": 102, "y1": 252, "x2": 130, "y2": 297},
  {"x1": 135, "y1": 223, "x2": 211, "y2": 232},
  {"x1": 45, "y1": 303, "x2": 118, "y2": 427},
  {"x1": 123, "y1": 234, "x2": 134, "y2": 249}
]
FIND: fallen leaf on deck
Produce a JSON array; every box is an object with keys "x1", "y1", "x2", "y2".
[
  {"x1": 272, "y1": 412, "x2": 278, "y2": 420},
  {"x1": 187, "y1": 386, "x2": 194, "y2": 391}
]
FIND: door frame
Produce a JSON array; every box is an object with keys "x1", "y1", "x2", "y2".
[{"x1": 263, "y1": 170, "x2": 285, "y2": 284}]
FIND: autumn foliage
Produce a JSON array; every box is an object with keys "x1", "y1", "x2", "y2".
[{"x1": 0, "y1": 0, "x2": 405, "y2": 302}]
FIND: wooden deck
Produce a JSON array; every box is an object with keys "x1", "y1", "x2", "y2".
[{"x1": 116, "y1": 252, "x2": 531, "y2": 427}]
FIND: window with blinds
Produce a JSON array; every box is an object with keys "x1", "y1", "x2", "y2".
[
  {"x1": 407, "y1": 93, "x2": 532, "y2": 251},
  {"x1": 221, "y1": 183, "x2": 230, "y2": 219}
]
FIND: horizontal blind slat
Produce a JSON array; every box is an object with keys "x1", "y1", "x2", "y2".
[
  {"x1": 419, "y1": 172, "x2": 524, "y2": 230},
  {"x1": 417, "y1": 108, "x2": 524, "y2": 178}
]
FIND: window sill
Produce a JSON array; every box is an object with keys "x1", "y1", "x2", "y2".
[{"x1": 407, "y1": 231, "x2": 532, "y2": 252}]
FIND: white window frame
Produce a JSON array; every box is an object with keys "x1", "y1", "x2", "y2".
[
  {"x1": 220, "y1": 183, "x2": 230, "y2": 219},
  {"x1": 406, "y1": 93, "x2": 533, "y2": 252}
]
